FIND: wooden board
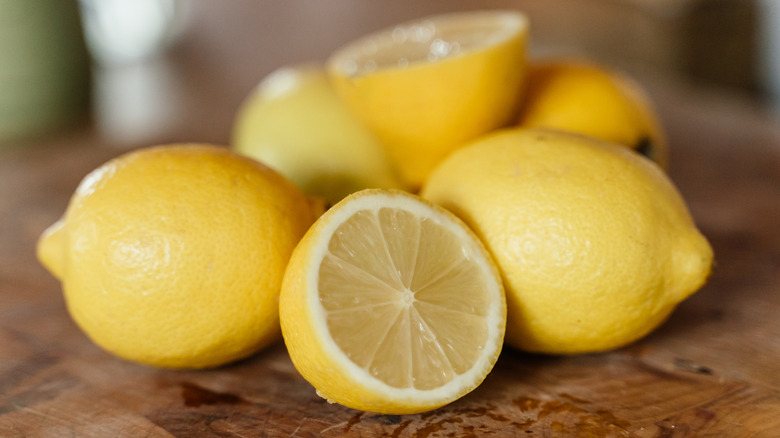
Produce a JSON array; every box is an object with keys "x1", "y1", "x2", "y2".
[{"x1": 2, "y1": 1, "x2": 779, "y2": 436}]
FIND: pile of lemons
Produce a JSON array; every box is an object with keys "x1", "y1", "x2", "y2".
[{"x1": 38, "y1": 10, "x2": 713, "y2": 415}]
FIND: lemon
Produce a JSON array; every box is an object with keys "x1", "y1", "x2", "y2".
[
  {"x1": 37, "y1": 144, "x2": 321, "y2": 368},
  {"x1": 517, "y1": 59, "x2": 669, "y2": 168},
  {"x1": 327, "y1": 10, "x2": 529, "y2": 189},
  {"x1": 279, "y1": 189, "x2": 505, "y2": 414},
  {"x1": 421, "y1": 129, "x2": 713, "y2": 354},
  {"x1": 232, "y1": 65, "x2": 404, "y2": 205}
]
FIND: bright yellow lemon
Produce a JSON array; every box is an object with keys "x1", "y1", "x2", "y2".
[
  {"x1": 37, "y1": 144, "x2": 321, "y2": 368},
  {"x1": 517, "y1": 58, "x2": 668, "y2": 168},
  {"x1": 422, "y1": 128, "x2": 712, "y2": 354},
  {"x1": 280, "y1": 189, "x2": 506, "y2": 414}
]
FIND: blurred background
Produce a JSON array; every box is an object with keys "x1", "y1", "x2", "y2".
[{"x1": 0, "y1": 0, "x2": 778, "y2": 149}]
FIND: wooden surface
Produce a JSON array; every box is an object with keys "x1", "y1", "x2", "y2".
[{"x1": 2, "y1": 1, "x2": 779, "y2": 436}]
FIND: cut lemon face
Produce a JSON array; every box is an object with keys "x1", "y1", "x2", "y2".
[
  {"x1": 279, "y1": 189, "x2": 505, "y2": 414},
  {"x1": 327, "y1": 10, "x2": 529, "y2": 189}
]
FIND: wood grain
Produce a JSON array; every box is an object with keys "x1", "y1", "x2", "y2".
[{"x1": 2, "y1": 1, "x2": 779, "y2": 436}]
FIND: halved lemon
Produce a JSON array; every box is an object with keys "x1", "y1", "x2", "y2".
[
  {"x1": 279, "y1": 189, "x2": 506, "y2": 414},
  {"x1": 327, "y1": 10, "x2": 529, "y2": 189}
]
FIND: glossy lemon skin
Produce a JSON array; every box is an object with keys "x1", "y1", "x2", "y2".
[
  {"x1": 422, "y1": 128, "x2": 712, "y2": 354},
  {"x1": 232, "y1": 66, "x2": 404, "y2": 205},
  {"x1": 37, "y1": 145, "x2": 319, "y2": 368},
  {"x1": 517, "y1": 59, "x2": 669, "y2": 168}
]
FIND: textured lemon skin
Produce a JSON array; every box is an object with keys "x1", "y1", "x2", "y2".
[
  {"x1": 517, "y1": 59, "x2": 669, "y2": 168},
  {"x1": 422, "y1": 129, "x2": 713, "y2": 354},
  {"x1": 37, "y1": 145, "x2": 319, "y2": 368},
  {"x1": 232, "y1": 65, "x2": 404, "y2": 205},
  {"x1": 328, "y1": 11, "x2": 529, "y2": 189},
  {"x1": 280, "y1": 189, "x2": 505, "y2": 414}
]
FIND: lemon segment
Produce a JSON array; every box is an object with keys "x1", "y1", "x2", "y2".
[
  {"x1": 280, "y1": 189, "x2": 505, "y2": 414},
  {"x1": 232, "y1": 65, "x2": 404, "y2": 205},
  {"x1": 421, "y1": 128, "x2": 713, "y2": 354},
  {"x1": 327, "y1": 10, "x2": 529, "y2": 189},
  {"x1": 517, "y1": 59, "x2": 669, "y2": 168},
  {"x1": 37, "y1": 145, "x2": 320, "y2": 368}
]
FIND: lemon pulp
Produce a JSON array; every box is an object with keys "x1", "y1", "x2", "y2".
[
  {"x1": 321, "y1": 207, "x2": 493, "y2": 390},
  {"x1": 280, "y1": 189, "x2": 505, "y2": 413}
]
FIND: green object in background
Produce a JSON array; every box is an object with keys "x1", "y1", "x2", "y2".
[{"x1": 0, "y1": 0, "x2": 91, "y2": 145}]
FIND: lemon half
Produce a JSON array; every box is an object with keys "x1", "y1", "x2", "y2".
[
  {"x1": 280, "y1": 189, "x2": 506, "y2": 414},
  {"x1": 327, "y1": 10, "x2": 529, "y2": 189}
]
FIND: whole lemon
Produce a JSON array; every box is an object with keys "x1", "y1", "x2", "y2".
[
  {"x1": 37, "y1": 144, "x2": 320, "y2": 368},
  {"x1": 232, "y1": 65, "x2": 404, "y2": 205},
  {"x1": 422, "y1": 129, "x2": 713, "y2": 354},
  {"x1": 517, "y1": 59, "x2": 668, "y2": 168}
]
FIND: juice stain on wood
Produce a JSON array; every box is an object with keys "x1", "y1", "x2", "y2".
[{"x1": 180, "y1": 381, "x2": 248, "y2": 407}]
